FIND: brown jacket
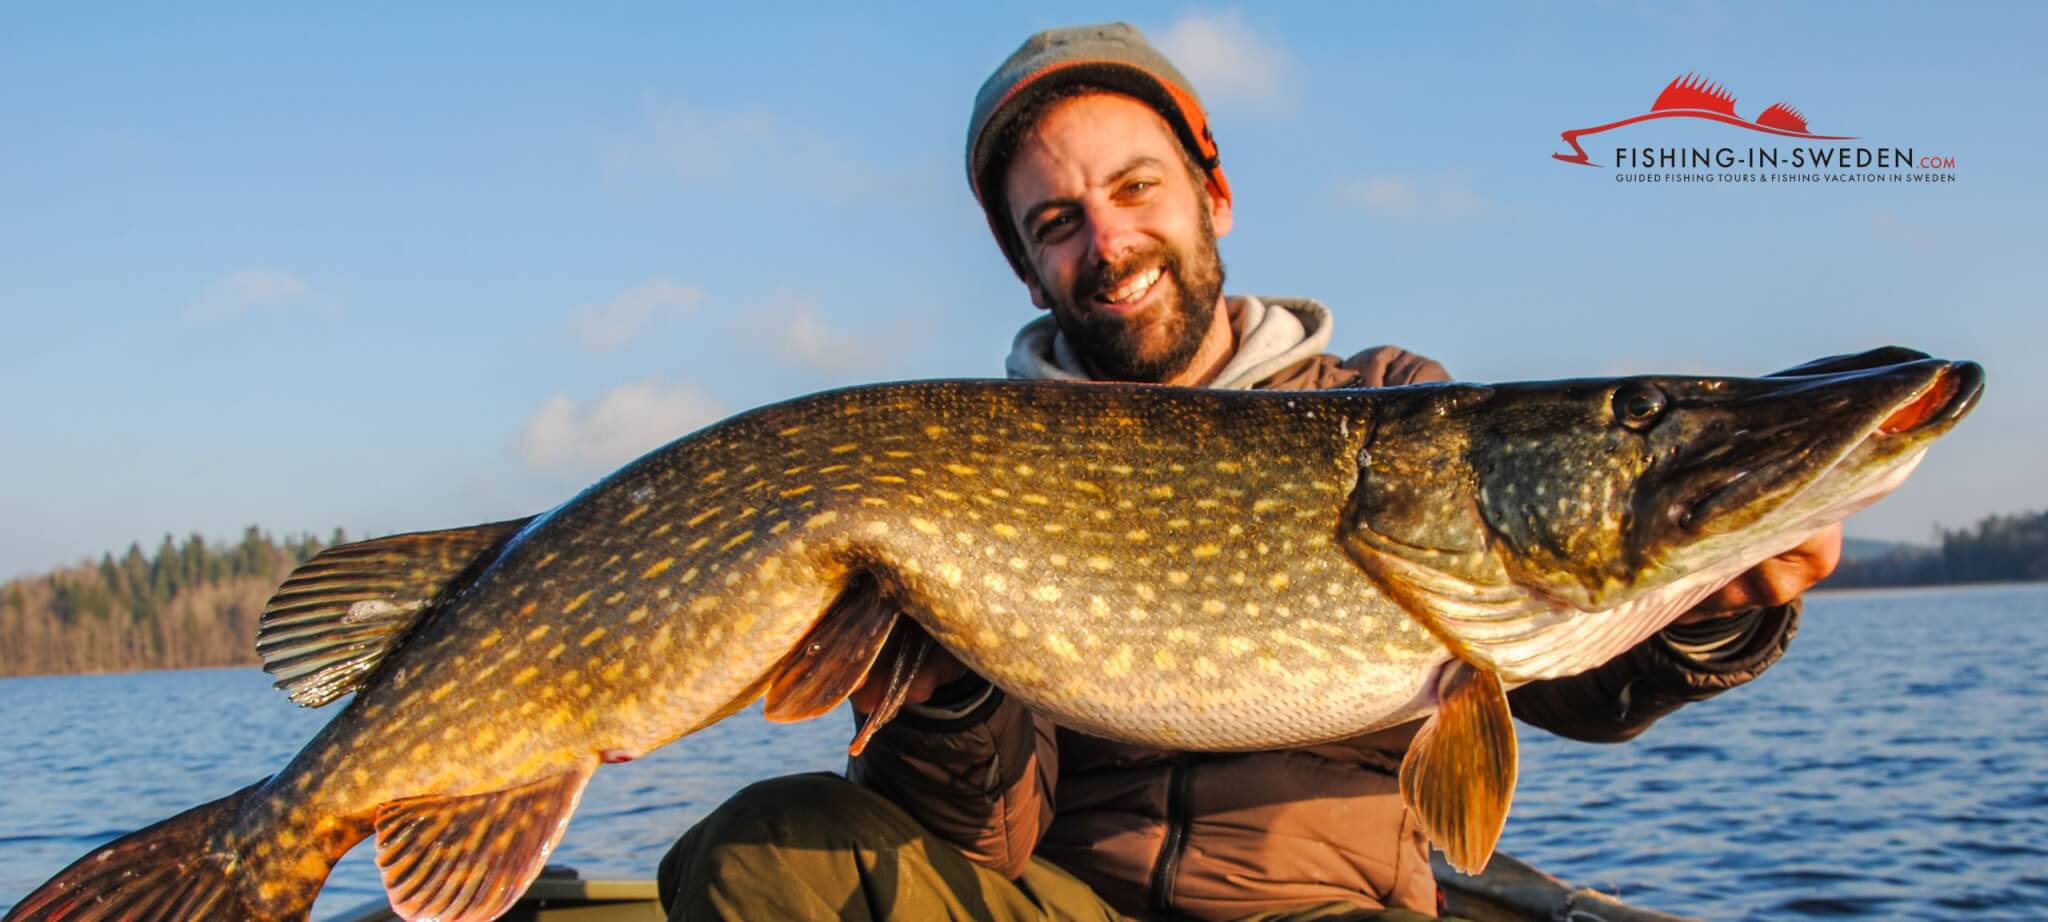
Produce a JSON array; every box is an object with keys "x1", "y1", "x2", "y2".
[{"x1": 848, "y1": 344, "x2": 1801, "y2": 919}]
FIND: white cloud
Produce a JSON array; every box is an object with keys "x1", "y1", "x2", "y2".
[
  {"x1": 568, "y1": 278, "x2": 705, "y2": 353},
  {"x1": 1347, "y1": 178, "x2": 1422, "y2": 217},
  {"x1": 518, "y1": 379, "x2": 726, "y2": 473},
  {"x1": 740, "y1": 295, "x2": 895, "y2": 376},
  {"x1": 1870, "y1": 209, "x2": 1943, "y2": 250},
  {"x1": 186, "y1": 267, "x2": 310, "y2": 322},
  {"x1": 607, "y1": 99, "x2": 940, "y2": 204},
  {"x1": 1153, "y1": 10, "x2": 1298, "y2": 112},
  {"x1": 609, "y1": 101, "x2": 780, "y2": 186},
  {"x1": 1341, "y1": 171, "x2": 1488, "y2": 223}
]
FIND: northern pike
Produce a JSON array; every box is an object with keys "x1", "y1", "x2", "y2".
[{"x1": 8, "y1": 348, "x2": 1980, "y2": 922}]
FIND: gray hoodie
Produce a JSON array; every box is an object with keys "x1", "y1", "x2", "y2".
[{"x1": 1004, "y1": 295, "x2": 1337, "y2": 389}]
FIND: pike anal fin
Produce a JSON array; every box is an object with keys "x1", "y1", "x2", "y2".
[
  {"x1": 373, "y1": 764, "x2": 593, "y2": 922},
  {"x1": 1399, "y1": 660, "x2": 1517, "y2": 875}
]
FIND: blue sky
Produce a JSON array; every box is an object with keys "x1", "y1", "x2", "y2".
[{"x1": 3, "y1": 3, "x2": 2042, "y2": 579}]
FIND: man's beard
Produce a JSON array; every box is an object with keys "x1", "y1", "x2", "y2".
[{"x1": 1049, "y1": 210, "x2": 1226, "y2": 383}]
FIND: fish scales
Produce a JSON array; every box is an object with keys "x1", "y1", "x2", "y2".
[
  {"x1": 749, "y1": 382, "x2": 1446, "y2": 747},
  {"x1": 7, "y1": 353, "x2": 1981, "y2": 921},
  {"x1": 247, "y1": 381, "x2": 1442, "y2": 895}
]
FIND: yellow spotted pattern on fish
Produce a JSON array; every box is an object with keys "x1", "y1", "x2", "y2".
[{"x1": 6, "y1": 355, "x2": 1982, "y2": 922}]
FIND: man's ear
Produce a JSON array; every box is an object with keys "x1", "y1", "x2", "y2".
[
  {"x1": 1208, "y1": 185, "x2": 1234, "y2": 238},
  {"x1": 1023, "y1": 267, "x2": 1054, "y2": 312}
]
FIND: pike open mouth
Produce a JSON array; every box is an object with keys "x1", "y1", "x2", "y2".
[{"x1": 1879, "y1": 362, "x2": 1979, "y2": 435}]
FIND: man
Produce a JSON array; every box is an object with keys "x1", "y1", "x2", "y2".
[{"x1": 658, "y1": 23, "x2": 1840, "y2": 920}]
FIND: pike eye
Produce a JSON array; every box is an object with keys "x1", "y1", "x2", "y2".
[{"x1": 1613, "y1": 383, "x2": 1666, "y2": 431}]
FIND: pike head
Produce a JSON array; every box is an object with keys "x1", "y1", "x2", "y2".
[{"x1": 1341, "y1": 348, "x2": 1982, "y2": 682}]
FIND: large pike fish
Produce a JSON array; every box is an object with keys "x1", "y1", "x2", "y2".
[{"x1": 9, "y1": 348, "x2": 1980, "y2": 922}]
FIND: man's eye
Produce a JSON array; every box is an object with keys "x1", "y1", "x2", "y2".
[{"x1": 1032, "y1": 213, "x2": 1075, "y2": 242}]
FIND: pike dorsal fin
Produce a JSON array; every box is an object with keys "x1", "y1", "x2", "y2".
[
  {"x1": 373, "y1": 764, "x2": 593, "y2": 922},
  {"x1": 1400, "y1": 660, "x2": 1517, "y2": 875},
  {"x1": 257, "y1": 517, "x2": 534, "y2": 707}
]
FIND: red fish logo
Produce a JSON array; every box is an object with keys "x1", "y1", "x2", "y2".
[{"x1": 1554, "y1": 74, "x2": 1856, "y2": 166}]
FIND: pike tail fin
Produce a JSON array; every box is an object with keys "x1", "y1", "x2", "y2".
[{"x1": 4, "y1": 780, "x2": 317, "y2": 922}]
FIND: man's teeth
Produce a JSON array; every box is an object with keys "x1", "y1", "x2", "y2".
[{"x1": 1104, "y1": 267, "x2": 1163, "y2": 304}]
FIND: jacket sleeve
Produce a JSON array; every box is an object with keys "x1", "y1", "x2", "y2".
[
  {"x1": 1508, "y1": 600, "x2": 1802, "y2": 742},
  {"x1": 845, "y1": 678, "x2": 1060, "y2": 878},
  {"x1": 1339, "y1": 345, "x2": 1452, "y2": 387}
]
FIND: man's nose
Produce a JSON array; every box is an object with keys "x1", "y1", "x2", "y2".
[{"x1": 1084, "y1": 204, "x2": 1143, "y2": 264}]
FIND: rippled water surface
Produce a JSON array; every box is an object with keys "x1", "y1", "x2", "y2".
[{"x1": 3, "y1": 583, "x2": 2043, "y2": 920}]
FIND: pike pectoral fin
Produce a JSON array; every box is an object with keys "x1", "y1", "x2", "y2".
[
  {"x1": 258, "y1": 517, "x2": 534, "y2": 707},
  {"x1": 1399, "y1": 660, "x2": 1517, "y2": 875},
  {"x1": 373, "y1": 763, "x2": 593, "y2": 922},
  {"x1": 762, "y1": 574, "x2": 899, "y2": 723}
]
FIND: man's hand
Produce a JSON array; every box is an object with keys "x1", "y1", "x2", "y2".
[
  {"x1": 1676, "y1": 523, "x2": 1843, "y2": 623},
  {"x1": 849, "y1": 623, "x2": 971, "y2": 714}
]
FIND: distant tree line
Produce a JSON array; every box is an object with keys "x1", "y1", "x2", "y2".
[
  {"x1": 1826, "y1": 508, "x2": 2048, "y2": 588},
  {"x1": 0, "y1": 526, "x2": 344, "y2": 677},
  {"x1": 4, "y1": 507, "x2": 2041, "y2": 676}
]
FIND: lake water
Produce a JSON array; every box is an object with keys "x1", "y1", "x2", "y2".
[{"x1": 2, "y1": 583, "x2": 2043, "y2": 920}]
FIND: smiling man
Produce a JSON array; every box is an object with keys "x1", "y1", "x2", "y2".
[
  {"x1": 655, "y1": 23, "x2": 1840, "y2": 921},
  {"x1": 998, "y1": 88, "x2": 1234, "y2": 386}
]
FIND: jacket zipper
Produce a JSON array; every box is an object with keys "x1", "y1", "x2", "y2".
[{"x1": 1148, "y1": 757, "x2": 1195, "y2": 915}]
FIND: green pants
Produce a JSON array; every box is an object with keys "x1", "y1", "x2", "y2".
[{"x1": 656, "y1": 773, "x2": 1444, "y2": 922}]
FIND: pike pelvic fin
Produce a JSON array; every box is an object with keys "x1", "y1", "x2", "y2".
[
  {"x1": 1399, "y1": 660, "x2": 1517, "y2": 875},
  {"x1": 850, "y1": 625, "x2": 933, "y2": 757},
  {"x1": 373, "y1": 764, "x2": 593, "y2": 922},
  {"x1": 2, "y1": 779, "x2": 273, "y2": 921},
  {"x1": 761, "y1": 574, "x2": 900, "y2": 724},
  {"x1": 257, "y1": 517, "x2": 535, "y2": 707}
]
